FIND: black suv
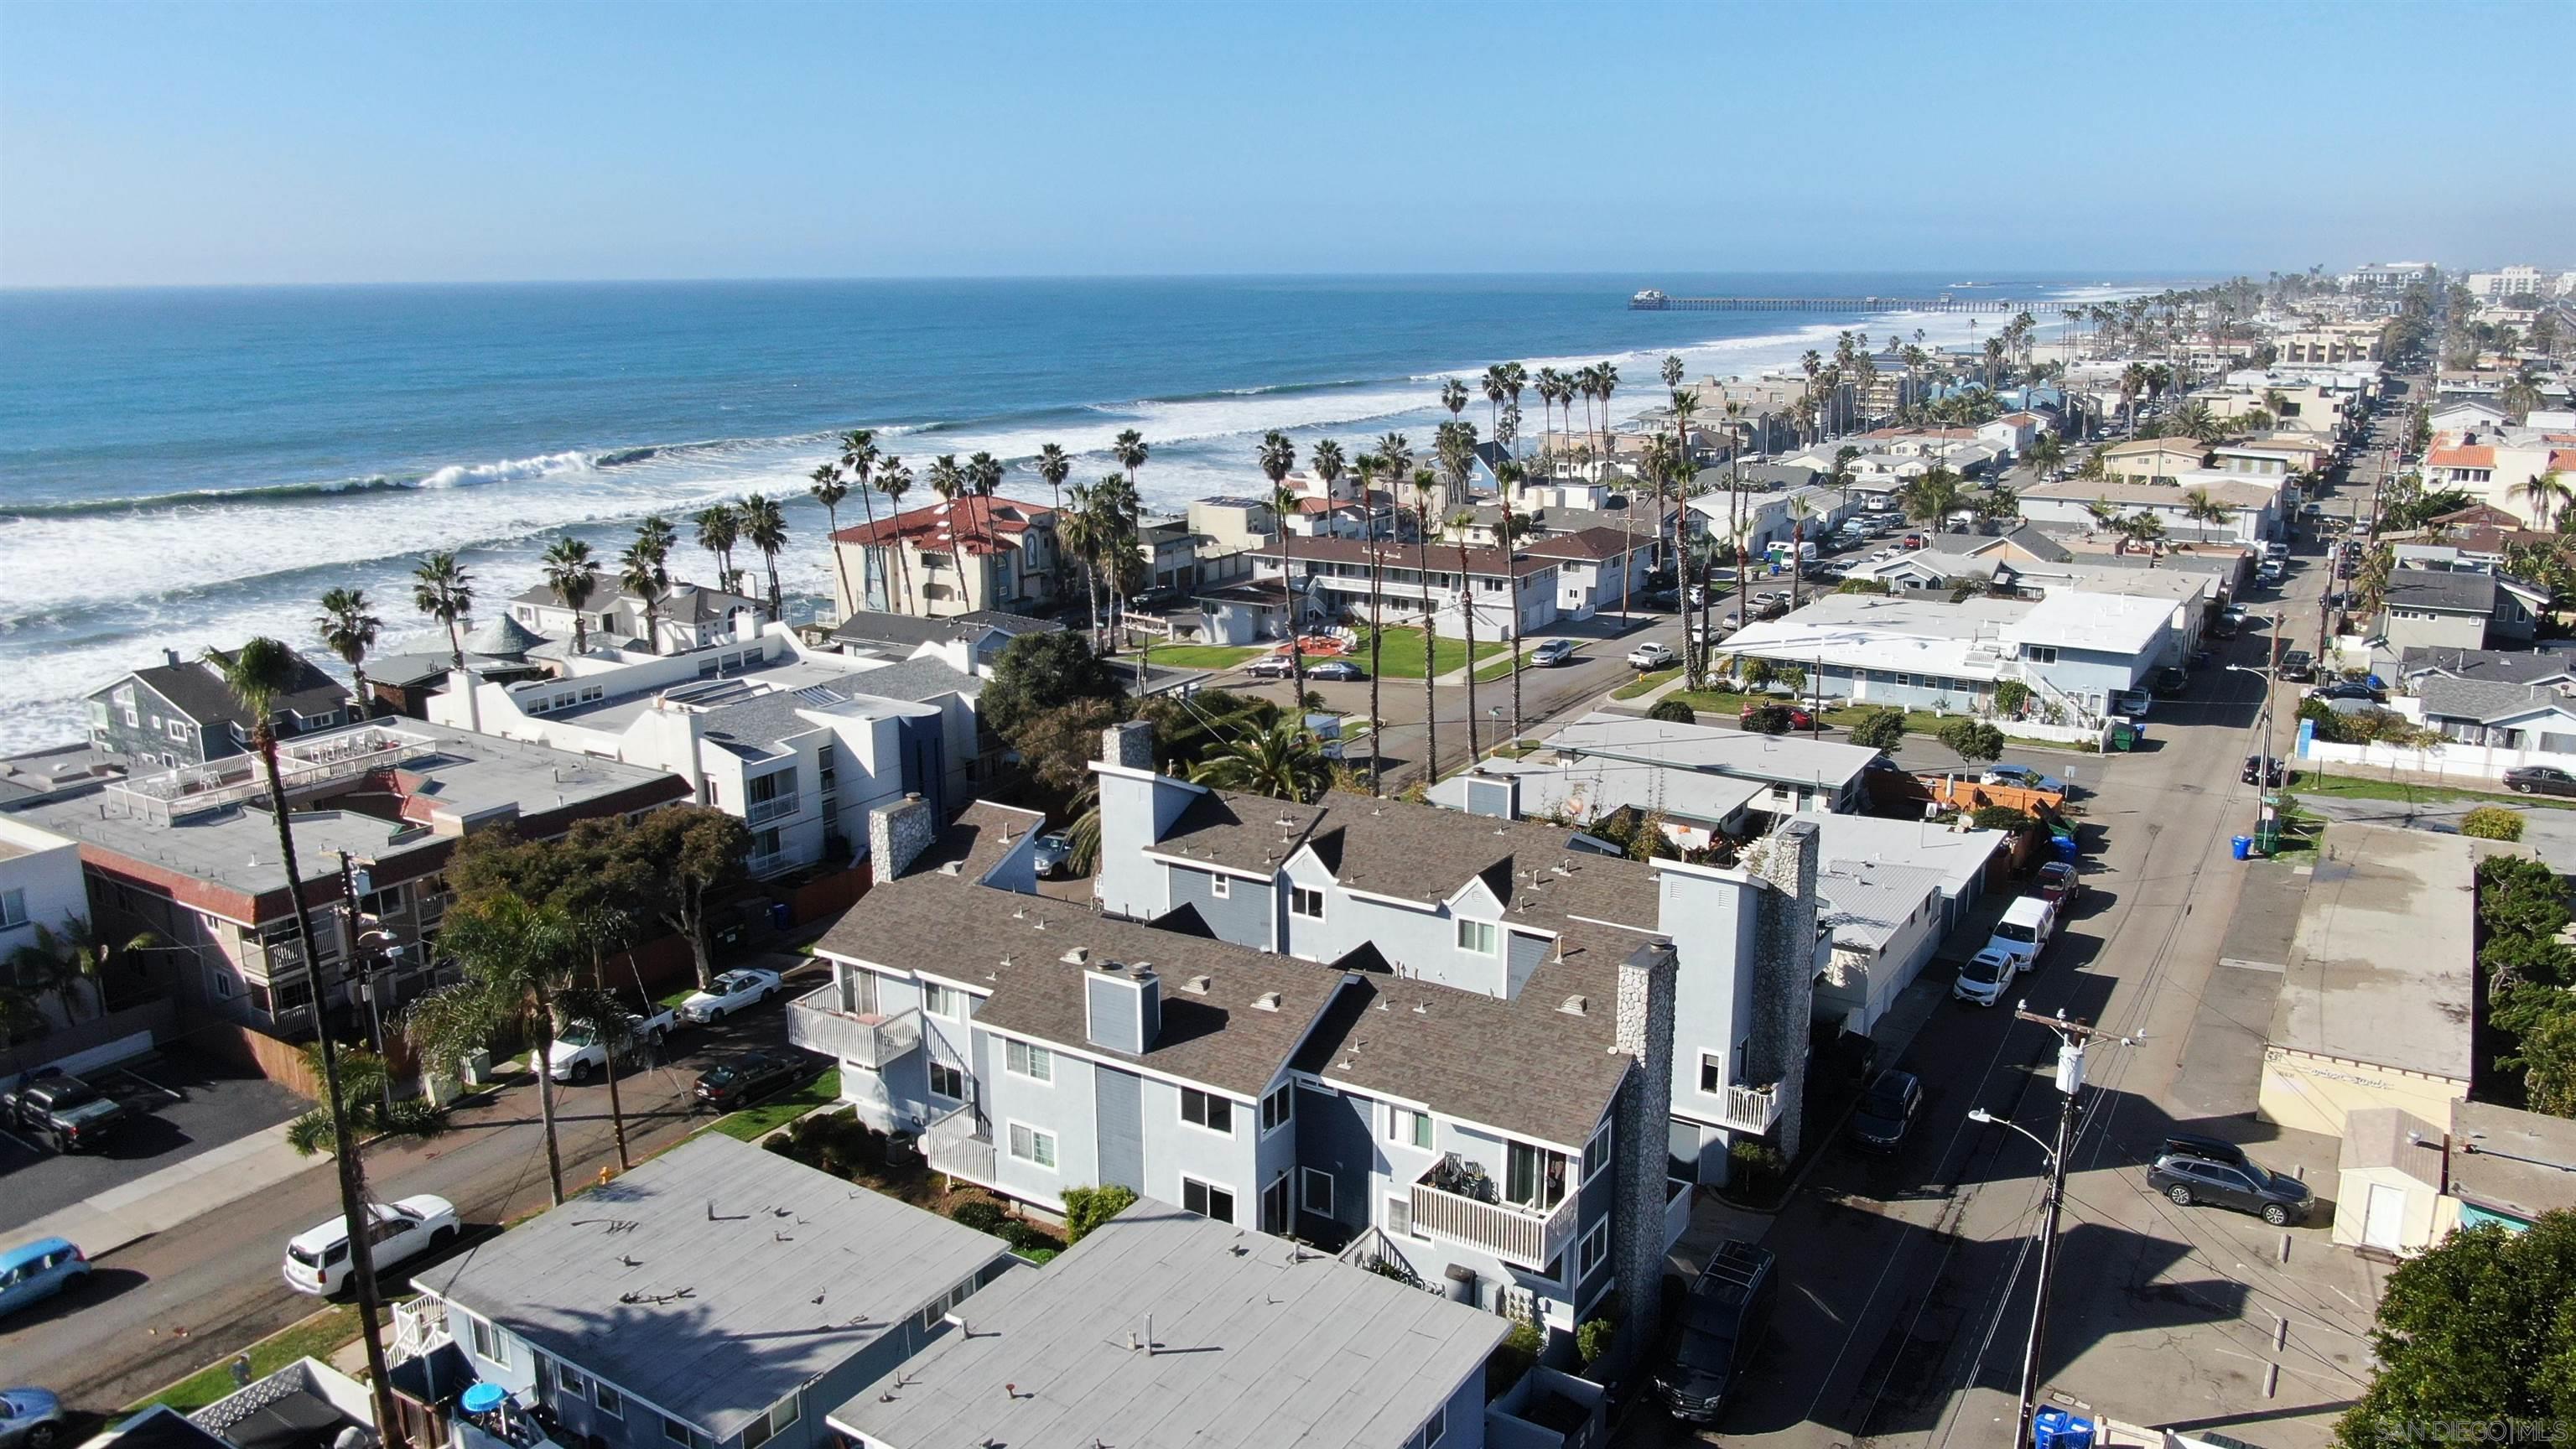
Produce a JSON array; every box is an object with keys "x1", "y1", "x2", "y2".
[
  {"x1": 1, "y1": 1071, "x2": 128, "y2": 1153},
  {"x1": 1655, "y1": 1239, "x2": 1777, "y2": 1424},
  {"x1": 2146, "y1": 1135, "x2": 2313, "y2": 1227}
]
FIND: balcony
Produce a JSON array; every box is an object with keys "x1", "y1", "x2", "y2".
[
  {"x1": 922, "y1": 1104, "x2": 995, "y2": 1183},
  {"x1": 1410, "y1": 1162, "x2": 1581, "y2": 1271},
  {"x1": 745, "y1": 850, "x2": 789, "y2": 878},
  {"x1": 1712, "y1": 1082, "x2": 1783, "y2": 1135},
  {"x1": 785, "y1": 987, "x2": 922, "y2": 1069},
  {"x1": 745, "y1": 793, "x2": 798, "y2": 827}
]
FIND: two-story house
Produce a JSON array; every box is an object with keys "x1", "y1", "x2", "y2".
[
  {"x1": 506, "y1": 581, "x2": 766, "y2": 658},
  {"x1": 830, "y1": 497, "x2": 1059, "y2": 620},
  {"x1": 397, "y1": 1135, "x2": 1015, "y2": 1449},
  {"x1": 88, "y1": 648, "x2": 355, "y2": 769},
  {"x1": 1254, "y1": 538, "x2": 1560, "y2": 641},
  {"x1": 2379, "y1": 570, "x2": 2547, "y2": 655},
  {"x1": 826, "y1": 609, "x2": 1062, "y2": 675}
]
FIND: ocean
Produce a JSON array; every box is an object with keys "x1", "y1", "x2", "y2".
[{"x1": 0, "y1": 272, "x2": 2133, "y2": 750}]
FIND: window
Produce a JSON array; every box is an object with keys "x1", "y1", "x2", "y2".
[
  {"x1": 1290, "y1": 885, "x2": 1326, "y2": 920},
  {"x1": 593, "y1": 1382, "x2": 622, "y2": 1419},
  {"x1": 1181, "y1": 1176, "x2": 1236, "y2": 1223},
  {"x1": 1576, "y1": 1218, "x2": 1610, "y2": 1278},
  {"x1": 740, "y1": 1394, "x2": 800, "y2": 1449},
  {"x1": 923, "y1": 982, "x2": 966, "y2": 1019},
  {"x1": 1006, "y1": 1040, "x2": 1053, "y2": 1083},
  {"x1": 1181, "y1": 1088, "x2": 1234, "y2": 1135},
  {"x1": 1259, "y1": 1083, "x2": 1293, "y2": 1133},
  {"x1": 550, "y1": 1361, "x2": 588, "y2": 1400},
  {"x1": 1301, "y1": 1167, "x2": 1335, "y2": 1217},
  {"x1": 916, "y1": 1277, "x2": 976, "y2": 1332},
  {"x1": 1582, "y1": 1120, "x2": 1613, "y2": 1182},
  {"x1": 466, "y1": 1313, "x2": 509, "y2": 1366},
  {"x1": 661, "y1": 1415, "x2": 709, "y2": 1449},
  {"x1": 1007, "y1": 1121, "x2": 1057, "y2": 1169},
  {"x1": 1388, "y1": 1107, "x2": 1433, "y2": 1150},
  {"x1": 1262, "y1": 1174, "x2": 1291, "y2": 1233},
  {"x1": 1455, "y1": 918, "x2": 1498, "y2": 955},
  {"x1": 1417, "y1": 1404, "x2": 1448, "y2": 1449},
  {"x1": 1387, "y1": 1194, "x2": 1414, "y2": 1238},
  {"x1": 2023, "y1": 644, "x2": 2059, "y2": 665},
  {"x1": 929, "y1": 1060, "x2": 965, "y2": 1100},
  {"x1": 1699, "y1": 1052, "x2": 1726, "y2": 1094},
  {"x1": 0, "y1": 888, "x2": 24, "y2": 931}
]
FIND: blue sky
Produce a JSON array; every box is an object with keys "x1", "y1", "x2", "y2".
[{"x1": 4, "y1": 0, "x2": 2568, "y2": 287}]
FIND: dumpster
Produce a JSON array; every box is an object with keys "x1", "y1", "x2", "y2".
[
  {"x1": 2032, "y1": 1407, "x2": 2097, "y2": 1449},
  {"x1": 2231, "y1": 834, "x2": 2253, "y2": 861},
  {"x1": 2255, "y1": 823, "x2": 2283, "y2": 854},
  {"x1": 2110, "y1": 723, "x2": 2134, "y2": 751}
]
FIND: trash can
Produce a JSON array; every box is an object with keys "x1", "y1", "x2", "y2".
[
  {"x1": 2053, "y1": 835, "x2": 2080, "y2": 864},
  {"x1": 2231, "y1": 834, "x2": 2253, "y2": 861},
  {"x1": 770, "y1": 901, "x2": 793, "y2": 930},
  {"x1": 2032, "y1": 1407, "x2": 2096, "y2": 1449},
  {"x1": 2110, "y1": 724, "x2": 2134, "y2": 751}
]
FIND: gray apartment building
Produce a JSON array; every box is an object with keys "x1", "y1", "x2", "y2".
[{"x1": 86, "y1": 647, "x2": 354, "y2": 767}]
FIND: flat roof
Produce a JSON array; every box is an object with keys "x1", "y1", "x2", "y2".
[
  {"x1": 1428, "y1": 755, "x2": 1768, "y2": 830},
  {"x1": 828, "y1": 1199, "x2": 1508, "y2": 1449},
  {"x1": 1806, "y1": 813, "x2": 2007, "y2": 899},
  {"x1": 1723, "y1": 594, "x2": 2034, "y2": 682},
  {"x1": 2003, "y1": 590, "x2": 2175, "y2": 657},
  {"x1": 2449, "y1": 1098, "x2": 2576, "y2": 1223},
  {"x1": 2270, "y1": 823, "x2": 2477, "y2": 1081},
  {"x1": 1546, "y1": 710, "x2": 1883, "y2": 790},
  {"x1": 1817, "y1": 860, "x2": 1948, "y2": 952},
  {"x1": 542, "y1": 652, "x2": 973, "y2": 749},
  {"x1": 419, "y1": 1135, "x2": 1009, "y2": 1441}
]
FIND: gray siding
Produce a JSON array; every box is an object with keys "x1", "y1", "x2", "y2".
[
  {"x1": 1292, "y1": 1083, "x2": 1376, "y2": 1239},
  {"x1": 1094, "y1": 1066, "x2": 1145, "y2": 1192},
  {"x1": 1167, "y1": 863, "x2": 1275, "y2": 949},
  {"x1": 1506, "y1": 929, "x2": 1549, "y2": 1000}
]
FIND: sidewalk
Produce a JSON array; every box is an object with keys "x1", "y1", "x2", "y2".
[{"x1": 13, "y1": 1118, "x2": 316, "y2": 1257}]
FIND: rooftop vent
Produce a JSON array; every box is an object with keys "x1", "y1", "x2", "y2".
[
  {"x1": 1559, "y1": 995, "x2": 1589, "y2": 1015},
  {"x1": 1183, "y1": 974, "x2": 1212, "y2": 995},
  {"x1": 1252, "y1": 991, "x2": 1282, "y2": 1012},
  {"x1": 1061, "y1": 947, "x2": 1089, "y2": 966}
]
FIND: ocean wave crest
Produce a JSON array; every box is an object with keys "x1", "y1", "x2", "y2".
[{"x1": 418, "y1": 449, "x2": 594, "y2": 488}]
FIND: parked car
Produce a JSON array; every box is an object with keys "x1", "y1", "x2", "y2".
[
  {"x1": 2109, "y1": 688, "x2": 2152, "y2": 718},
  {"x1": 1529, "y1": 639, "x2": 1576, "y2": 667},
  {"x1": 2306, "y1": 679, "x2": 2384, "y2": 704},
  {"x1": 1953, "y1": 948, "x2": 2019, "y2": 1007},
  {"x1": 2278, "y1": 650, "x2": 2316, "y2": 682},
  {"x1": 1980, "y1": 763, "x2": 2067, "y2": 795},
  {"x1": 2256, "y1": 564, "x2": 2285, "y2": 588},
  {"x1": 1901, "y1": 534, "x2": 1927, "y2": 550},
  {"x1": 1985, "y1": 895, "x2": 2054, "y2": 973},
  {"x1": 1242, "y1": 653, "x2": 1296, "y2": 678},
  {"x1": 1306, "y1": 659, "x2": 1364, "y2": 682},
  {"x1": 2241, "y1": 755, "x2": 2288, "y2": 788},
  {"x1": 693, "y1": 1051, "x2": 806, "y2": 1112},
  {"x1": 2033, "y1": 860, "x2": 2084, "y2": 906},
  {"x1": 2504, "y1": 766, "x2": 2576, "y2": 797},
  {"x1": 2153, "y1": 666, "x2": 2190, "y2": 696},
  {"x1": 1739, "y1": 703, "x2": 1814, "y2": 732},
  {"x1": 0, "y1": 1072, "x2": 127, "y2": 1154},
  {"x1": 1847, "y1": 1070, "x2": 1922, "y2": 1154},
  {"x1": 2146, "y1": 1140, "x2": 2313, "y2": 1227},
  {"x1": 0, "y1": 1388, "x2": 64, "y2": 1449},
  {"x1": 283, "y1": 1197, "x2": 460, "y2": 1296},
  {"x1": 677, "y1": 968, "x2": 784, "y2": 1026},
  {"x1": 0, "y1": 1239, "x2": 89, "y2": 1322},
  {"x1": 538, "y1": 1004, "x2": 675, "y2": 1083},
  {"x1": 1628, "y1": 642, "x2": 1678, "y2": 670},
  {"x1": 1654, "y1": 1240, "x2": 1778, "y2": 1425},
  {"x1": 1031, "y1": 830, "x2": 1073, "y2": 877}
]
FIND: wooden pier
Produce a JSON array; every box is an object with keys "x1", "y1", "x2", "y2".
[{"x1": 1628, "y1": 290, "x2": 2035, "y2": 314}]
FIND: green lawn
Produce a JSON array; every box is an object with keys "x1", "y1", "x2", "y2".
[
  {"x1": 2286, "y1": 770, "x2": 2575, "y2": 811},
  {"x1": 127, "y1": 1304, "x2": 364, "y2": 1415},
  {"x1": 1350, "y1": 626, "x2": 1508, "y2": 679},
  {"x1": 1612, "y1": 667, "x2": 1680, "y2": 700},
  {"x1": 1472, "y1": 647, "x2": 1538, "y2": 683},
  {"x1": 709, "y1": 1066, "x2": 843, "y2": 1141},
  {"x1": 1143, "y1": 643, "x2": 1266, "y2": 669}
]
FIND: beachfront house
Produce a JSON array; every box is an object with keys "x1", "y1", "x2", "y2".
[
  {"x1": 1253, "y1": 537, "x2": 1560, "y2": 641},
  {"x1": 830, "y1": 496, "x2": 1060, "y2": 621},
  {"x1": 507, "y1": 581, "x2": 766, "y2": 657},
  {"x1": 1722, "y1": 590, "x2": 2179, "y2": 724},
  {"x1": 87, "y1": 647, "x2": 355, "y2": 770}
]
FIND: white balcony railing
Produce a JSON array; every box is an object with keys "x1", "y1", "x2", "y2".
[
  {"x1": 785, "y1": 987, "x2": 922, "y2": 1069},
  {"x1": 746, "y1": 793, "x2": 798, "y2": 826},
  {"x1": 1712, "y1": 1082, "x2": 1783, "y2": 1135},
  {"x1": 922, "y1": 1104, "x2": 996, "y2": 1183},
  {"x1": 1410, "y1": 1171, "x2": 1581, "y2": 1271},
  {"x1": 745, "y1": 850, "x2": 789, "y2": 878}
]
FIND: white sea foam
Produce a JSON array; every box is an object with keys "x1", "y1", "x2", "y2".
[{"x1": 416, "y1": 449, "x2": 595, "y2": 490}]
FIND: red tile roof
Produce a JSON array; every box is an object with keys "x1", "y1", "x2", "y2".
[
  {"x1": 2428, "y1": 445, "x2": 2496, "y2": 469},
  {"x1": 830, "y1": 496, "x2": 1053, "y2": 555}
]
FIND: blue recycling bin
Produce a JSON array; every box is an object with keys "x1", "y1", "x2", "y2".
[
  {"x1": 770, "y1": 901, "x2": 793, "y2": 929},
  {"x1": 2231, "y1": 834, "x2": 2253, "y2": 860},
  {"x1": 2032, "y1": 1407, "x2": 2096, "y2": 1449}
]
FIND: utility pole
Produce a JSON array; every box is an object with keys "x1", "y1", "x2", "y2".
[{"x1": 326, "y1": 849, "x2": 408, "y2": 1449}]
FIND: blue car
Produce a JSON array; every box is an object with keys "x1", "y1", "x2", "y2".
[
  {"x1": 0, "y1": 1387, "x2": 65, "y2": 1449},
  {"x1": 0, "y1": 1239, "x2": 91, "y2": 1321}
]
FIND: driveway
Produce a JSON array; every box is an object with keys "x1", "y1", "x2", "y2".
[
  {"x1": 0, "y1": 1049, "x2": 309, "y2": 1224},
  {"x1": 2291, "y1": 787, "x2": 2576, "y2": 870}
]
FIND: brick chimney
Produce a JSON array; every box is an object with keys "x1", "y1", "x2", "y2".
[
  {"x1": 867, "y1": 793, "x2": 935, "y2": 882},
  {"x1": 1607, "y1": 937, "x2": 1677, "y2": 1381}
]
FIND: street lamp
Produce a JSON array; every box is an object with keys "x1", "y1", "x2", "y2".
[{"x1": 2227, "y1": 657, "x2": 2288, "y2": 848}]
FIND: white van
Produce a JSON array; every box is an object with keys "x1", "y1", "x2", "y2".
[{"x1": 1984, "y1": 895, "x2": 2055, "y2": 973}]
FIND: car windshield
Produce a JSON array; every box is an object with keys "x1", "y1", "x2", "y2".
[
  {"x1": 42, "y1": 1082, "x2": 101, "y2": 1109},
  {"x1": 1862, "y1": 1083, "x2": 1909, "y2": 1114},
  {"x1": 703, "y1": 1066, "x2": 739, "y2": 1086},
  {"x1": 1676, "y1": 1326, "x2": 1734, "y2": 1372},
  {"x1": 288, "y1": 1243, "x2": 325, "y2": 1267},
  {"x1": 1963, "y1": 957, "x2": 2004, "y2": 984},
  {"x1": 1994, "y1": 922, "x2": 2037, "y2": 943}
]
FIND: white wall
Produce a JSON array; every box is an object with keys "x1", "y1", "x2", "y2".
[
  {"x1": 2298, "y1": 734, "x2": 2573, "y2": 785},
  {"x1": 0, "y1": 816, "x2": 89, "y2": 948}
]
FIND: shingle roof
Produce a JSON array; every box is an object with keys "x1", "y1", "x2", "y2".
[
  {"x1": 2396, "y1": 647, "x2": 2576, "y2": 688},
  {"x1": 2416, "y1": 677, "x2": 2576, "y2": 726},
  {"x1": 418, "y1": 1135, "x2": 1009, "y2": 1441},
  {"x1": 1518, "y1": 526, "x2": 1653, "y2": 563},
  {"x1": 2384, "y1": 570, "x2": 2501, "y2": 615},
  {"x1": 117, "y1": 649, "x2": 350, "y2": 728}
]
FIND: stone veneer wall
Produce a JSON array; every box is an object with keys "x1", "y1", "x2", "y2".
[
  {"x1": 1103, "y1": 719, "x2": 1155, "y2": 771},
  {"x1": 1607, "y1": 938, "x2": 1679, "y2": 1379},
  {"x1": 867, "y1": 794, "x2": 936, "y2": 881},
  {"x1": 1739, "y1": 819, "x2": 1820, "y2": 1159}
]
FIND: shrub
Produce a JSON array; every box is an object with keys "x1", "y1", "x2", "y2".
[
  {"x1": 1061, "y1": 1183, "x2": 1139, "y2": 1244},
  {"x1": 1647, "y1": 699, "x2": 1696, "y2": 724},
  {"x1": 949, "y1": 1200, "x2": 1008, "y2": 1233},
  {"x1": 1994, "y1": 680, "x2": 2032, "y2": 718},
  {"x1": 2461, "y1": 806, "x2": 2527, "y2": 842},
  {"x1": 1728, "y1": 1140, "x2": 1786, "y2": 1194},
  {"x1": 1836, "y1": 578, "x2": 1891, "y2": 595},
  {"x1": 1846, "y1": 707, "x2": 1907, "y2": 751},
  {"x1": 1001, "y1": 1220, "x2": 1062, "y2": 1254},
  {"x1": 1935, "y1": 716, "x2": 2006, "y2": 765},
  {"x1": 1487, "y1": 1319, "x2": 1545, "y2": 1396},
  {"x1": 1971, "y1": 805, "x2": 2037, "y2": 833},
  {"x1": 1742, "y1": 658, "x2": 1777, "y2": 689},
  {"x1": 1774, "y1": 664, "x2": 1806, "y2": 693},
  {"x1": 761, "y1": 1135, "x2": 797, "y2": 1157},
  {"x1": 1576, "y1": 1317, "x2": 1616, "y2": 1367}
]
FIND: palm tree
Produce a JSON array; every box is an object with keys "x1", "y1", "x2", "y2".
[
  {"x1": 875, "y1": 458, "x2": 917, "y2": 614},
  {"x1": 966, "y1": 450, "x2": 1004, "y2": 500},
  {"x1": 693, "y1": 503, "x2": 743, "y2": 598},
  {"x1": 1899, "y1": 470, "x2": 1964, "y2": 531},
  {"x1": 3, "y1": 917, "x2": 148, "y2": 1025},
  {"x1": 1494, "y1": 460, "x2": 1529, "y2": 742},
  {"x1": 1112, "y1": 428, "x2": 1150, "y2": 491},
  {"x1": 1061, "y1": 480, "x2": 1105, "y2": 646},
  {"x1": 1436, "y1": 418, "x2": 1478, "y2": 522},
  {"x1": 1449, "y1": 506, "x2": 1485, "y2": 761},
  {"x1": 2511, "y1": 470, "x2": 2569, "y2": 531},
  {"x1": 1259, "y1": 430, "x2": 1305, "y2": 704},
  {"x1": 1352, "y1": 451, "x2": 1386, "y2": 796},
  {"x1": 618, "y1": 538, "x2": 669, "y2": 653},
  {"x1": 1035, "y1": 442, "x2": 1072, "y2": 517},
  {"x1": 2025, "y1": 432, "x2": 2065, "y2": 478},
  {"x1": 836, "y1": 431, "x2": 884, "y2": 607},
  {"x1": 1592, "y1": 362, "x2": 1619, "y2": 480},
  {"x1": 1440, "y1": 377, "x2": 1470, "y2": 445},
  {"x1": 314, "y1": 588, "x2": 382, "y2": 719},
  {"x1": 1189, "y1": 717, "x2": 1331, "y2": 803},
  {"x1": 1482, "y1": 366, "x2": 1513, "y2": 452},
  {"x1": 208, "y1": 638, "x2": 404, "y2": 1442},
  {"x1": 428, "y1": 891, "x2": 579, "y2": 1203},
  {"x1": 411, "y1": 551, "x2": 475, "y2": 669},
  {"x1": 1089, "y1": 474, "x2": 1142, "y2": 649},
  {"x1": 2117, "y1": 512, "x2": 2168, "y2": 553},
  {"x1": 740, "y1": 494, "x2": 788, "y2": 619},
  {"x1": 2181, "y1": 488, "x2": 2231, "y2": 538},
  {"x1": 808, "y1": 463, "x2": 856, "y2": 620},
  {"x1": 927, "y1": 454, "x2": 963, "y2": 507},
  {"x1": 539, "y1": 538, "x2": 601, "y2": 656},
  {"x1": 1411, "y1": 466, "x2": 1441, "y2": 784},
  {"x1": 1784, "y1": 495, "x2": 1815, "y2": 610}
]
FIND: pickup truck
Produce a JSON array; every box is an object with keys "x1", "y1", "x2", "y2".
[
  {"x1": 2, "y1": 1071, "x2": 129, "y2": 1153},
  {"x1": 532, "y1": 1006, "x2": 674, "y2": 1085}
]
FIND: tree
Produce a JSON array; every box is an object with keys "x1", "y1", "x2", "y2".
[
  {"x1": 1899, "y1": 470, "x2": 1963, "y2": 530},
  {"x1": 1647, "y1": 699, "x2": 1696, "y2": 724},
  {"x1": 1353, "y1": 450, "x2": 1387, "y2": 795},
  {"x1": 875, "y1": 458, "x2": 918, "y2": 613},
  {"x1": 1449, "y1": 507, "x2": 1485, "y2": 761},
  {"x1": 808, "y1": 463, "x2": 856, "y2": 619},
  {"x1": 314, "y1": 588, "x2": 382, "y2": 719},
  {"x1": 1935, "y1": 716, "x2": 2005, "y2": 765},
  {"x1": 539, "y1": 538, "x2": 601, "y2": 657},
  {"x1": 412, "y1": 550, "x2": 475, "y2": 668},
  {"x1": 3, "y1": 917, "x2": 149, "y2": 1025},
  {"x1": 2511, "y1": 470, "x2": 2570, "y2": 532},
  {"x1": 1061, "y1": 1183, "x2": 1139, "y2": 1243},
  {"x1": 693, "y1": 503, "x2": 743, "y2": 598},
  {"x1": 1411, "y1": 466, "x2": 1441, "y2": 783},
  {"x1": 1258, "y1": 430, "x2": 1305, "y2": 704},
  {"x1": 740, "y1": 493, "x2": 788, "y2": 619},
  {"x1": 208, "y1": 637, "x2": 408, "y2": 1447},
  {"x1": 423, "y1": 892, "x2": 580, "y2": 1202},
  {"x1": 2334, "y1": 1213, "x2": 2576, "y2": 1444},
  {"x1": 618, "y1": 538, "x2": 669, "y2": 655},
  {"x1": 1189, "y1": 717, "x2": 1332, "y2": 803},
  {"x1": 982, "y1": 630, "x2": 1125, "y2": 740},
  {"x1": 281, "y1": 1044, "x2": 444, "y2": 1156},
  {"x1": 601, "y1": 807, "x2": 750, "y2": 990},
  {"x1": 1846, "y1": 707, "x2": 1906, "y2": 751}
]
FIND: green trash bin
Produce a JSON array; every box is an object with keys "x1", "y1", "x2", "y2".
[
  {"x1": 2110, "y1": 723, "x2": 2135, "y2": 751},
  {"x1": 2255, "y1": 823, "x2": 2282, "y2": 854}
]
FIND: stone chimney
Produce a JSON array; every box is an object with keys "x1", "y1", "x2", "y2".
[
  {"x1": 867, "y1": 793, "x2": 936, "y2": 883},
  {"x1": 1607, "y1": 937, "x2": 1678, "y2": 1381},
  {"x1": 1738, "y1": 818, "x2": 1820, "y2": 1159},
  {"x1": 1103, "y1": 719, "x2": 1155, "y2": 771}
]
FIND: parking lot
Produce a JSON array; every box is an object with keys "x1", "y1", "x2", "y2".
[{"x1": 0, "y1": 1048, "x2": 312, "y2": 1224}]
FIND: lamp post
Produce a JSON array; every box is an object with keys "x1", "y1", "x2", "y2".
[{"x1": 2228, "y1": 655, "x2": 2284, "y2": 846}]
